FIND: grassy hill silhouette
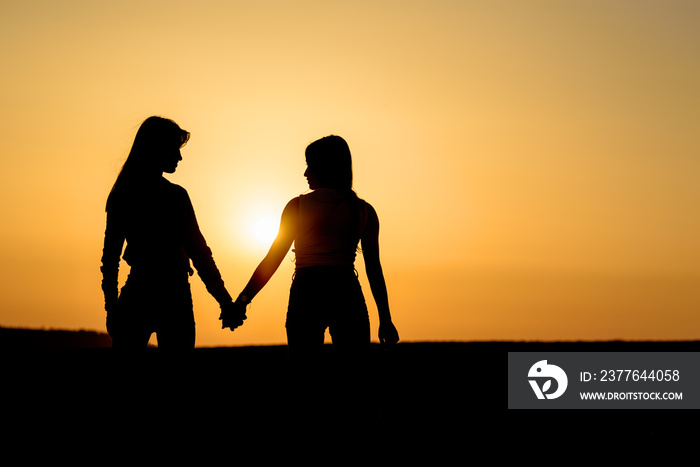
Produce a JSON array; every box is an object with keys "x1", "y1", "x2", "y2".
[
  {"x1": 0, "y1": 326, "x2": 113, "y2": 349},
  {"x1": 2, "y1": 326, "x2": 696, "y2": 450}
]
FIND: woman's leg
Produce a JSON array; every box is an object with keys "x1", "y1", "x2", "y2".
[
  {"x1": 286, "y1": 269, "x2": 326, "y2": 364},
  {"x1": 327, "y1": 271, "x2": 371, "y2": 359},
  {"x1": 154, "y1": 279, "x2": 196, "y2": 354},
  {"x1": 111, "y1": 278, "x2": 153, "y2": 351}
]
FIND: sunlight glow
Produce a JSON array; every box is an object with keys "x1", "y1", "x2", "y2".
[{"x1": 250, "y1": 215, "x2": 280, "y2": 247}]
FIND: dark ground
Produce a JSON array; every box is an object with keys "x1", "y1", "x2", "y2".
[{"x1": 2, "y1": 327, "x2": 698, "y2": 459}]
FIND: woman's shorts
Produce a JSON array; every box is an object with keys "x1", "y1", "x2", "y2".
[
  {"x1": 286, "y1": 266, "x2": 370, "y2": 356},
  {"x1": 111, "y1": 269, "x2": 195, "y2": 351}
]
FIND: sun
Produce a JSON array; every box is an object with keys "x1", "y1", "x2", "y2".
[
  {"x1": 251, "y1": 215, "x2": 280, "y2": 247},
  {"x1": 235, "y1": 198, "x2": 285, "y2": 251}
]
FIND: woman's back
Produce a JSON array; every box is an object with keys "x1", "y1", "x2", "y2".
[{"x1": 292, "y1": 188, "x2": 367, "y2": 269}]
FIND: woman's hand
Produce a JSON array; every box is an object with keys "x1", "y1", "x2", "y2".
[
  {"x1": 106, "y1": 310, "x2": 117, "y2": 338},
  {"x1": 219, "y1": 300, "x2": 247, "y2": 331},
  {"x1": 378, "y1": 321, "x2": 399, "y2": 346}
]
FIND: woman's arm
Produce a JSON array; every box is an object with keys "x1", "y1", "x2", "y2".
[
  {"x1": 237, "y1": 197, "x2": 299, "y2": 303},
  {"x1": 361, "y1": 203, "x2": 399, "y2": 345},
  {"x1": 181, "y1": 189, "x2": 233, "y2": 306},
  {"x1": 100, "y1": 210, "x2": 126, "y2": 313}
]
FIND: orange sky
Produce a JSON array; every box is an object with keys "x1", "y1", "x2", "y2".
[{"x1": 1, "y1": 1, "x2": 699, "y2": 347}]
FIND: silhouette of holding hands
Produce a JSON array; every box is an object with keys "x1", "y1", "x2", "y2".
[
  {"x1": 222, "y1": 135, "x2": 399, "y2": 366},
  {"x1": 101, "y1": 116, "x2": 244, "y2": 355}
]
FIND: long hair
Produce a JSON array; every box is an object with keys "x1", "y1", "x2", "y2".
[
  {"x1": 305, "y1": 135, "x2": 365, "y2": 245},
  {"x1": 305, "y1": 135, "x2": 354, "y2": 191},
  {"x1": 106, "y1": 116, "x2": 189, "y2": 212}
]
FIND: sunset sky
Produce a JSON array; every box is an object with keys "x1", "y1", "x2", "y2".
[{"x1": 1, "y1": 0, "x2": 698, "y2": 347}]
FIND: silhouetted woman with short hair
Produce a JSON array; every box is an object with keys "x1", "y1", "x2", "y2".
[
  {"x1": 101, "y1": 116, "x2": 239, "y2": 353},
  {"x1": 222, "y1": 135, "x2": 399, "y2": 364}
]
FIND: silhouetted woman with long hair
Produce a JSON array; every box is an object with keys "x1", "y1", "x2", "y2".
[
  {"x1": 222, "y1": 135, "x2": 399, "y2": 365},
  {"x1": 101, "y1": 116, "x2": 238, "y2": 354}
]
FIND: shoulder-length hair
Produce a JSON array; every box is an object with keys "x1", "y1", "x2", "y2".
[{"x1": 305, "y1": 135, "x2": 353, "y2": 191}]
